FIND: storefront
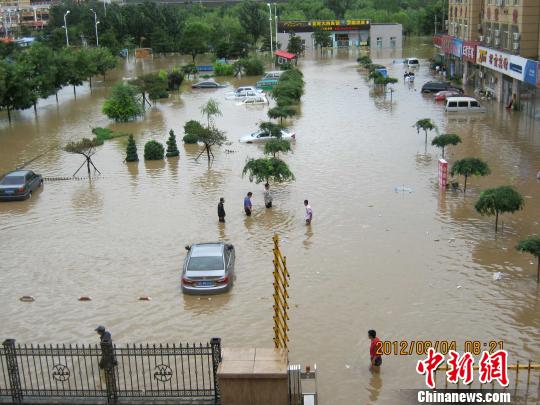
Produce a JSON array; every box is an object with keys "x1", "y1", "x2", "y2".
[
  {"x1": 476, "y1": 46, "x2": 538, "y2": 116},
  {"x1": 462, "y1": 41, "x2": 478, "y2": 86}
]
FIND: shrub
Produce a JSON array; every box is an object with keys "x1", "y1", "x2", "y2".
[
  {"x1": 183, "y1": 133, "x2": 199, "y2": 144},
  {"x1": 125, "y1": 135, "x2": 138, "y2": 162},
  {"x1": 102, "y1": 82, "x2": 143, "y2": 122},
  {"x1": 167, "y1": 69, "x2": 184, "y2": 90},
  {"x1": 239, "y1": 57, "x2": 264, "y2": 76},
  {"x1": 144, "y1": 140, "x2": 164, "y2": 160},
  {"x1": 92, "y1": 127, "x2": 130, "y2": 142},
  {"x1": 213, "y1": 62, "x2": 234, "y2": 76},
  {"x1": 166, "y1": 129, "x2": 180, "y2": 157}
]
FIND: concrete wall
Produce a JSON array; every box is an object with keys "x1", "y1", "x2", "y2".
[
  {"x1": 369, "y1": 24, "x2": 403, "y2": 49},
  {"x1": 276, "y1": 32, "x2": 313, "y2": 51}
]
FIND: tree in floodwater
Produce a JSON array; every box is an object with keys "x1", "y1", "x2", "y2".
[
  {"x1": 242, "y1": 157, "x2": 295, "y2": 184},
  {"x1": 166, "y1": 129, "x2": 180, "y2": 157},
  {"x1": 268, "y1": 105, "x2": 296, "y2": 125},
  {"x1": 144, "y1": 140, "x2": 165, "y2": 160},
  {"x1": 413, "y1": 118, "x2": 437, "y2": 149},
  {"x1": 475, "y1": 186, "x2": 524, "y2": 233},
  {"x1": 125, "y1": 135, "x2": 139, "y2": 162},
  {"x1": 264, "y1": 138, "x2": 291, "y2": 158},
  {"x1": 0, "y1": 60, "x2": 36, "y2": 123},
  {"x1": 103, "y1": 82, "x2": 144, "y2": 122},
  {"x1": 313, "y1": 29, "x2": 333, "y2": 54},
  {"x1": 196, "y1": 125, "x2": 227, "y2": 161},
  {"x1": 200, "y1": 98, "x2": 222, "y2": 127},
  {"x1": 431, "y1": 134, "x2": 462, "y2": 159},
  {"x1": 516, "y1": 235, "x2": 540, "y2": 283},
  {"x1": 450, "y1": 157, "x2": 490, "y2": 195},
  {"x1": 179, "y1": 19, "x2": 211, "y2": 62},
  {"x1": 64, "y1": 137, "x2": 103, "y2": 177}
]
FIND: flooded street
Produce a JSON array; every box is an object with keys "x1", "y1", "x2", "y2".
[{"x1": 0, "y1": 38, "x2": 539, "y2": 403}]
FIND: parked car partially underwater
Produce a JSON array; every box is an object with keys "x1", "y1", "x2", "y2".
[
  {"x1": 225, "y1": 86, "x2": 264, "y2": 100},
  {"x1": 0, "y1": 170, "x2": 43, "y2": 201},
  {"x1": 191, "y1": 80, "x2": 227, "y2": 89},
  {"x1": 239, "y1": 128, "x2": 296, "y2": 143},
  {"x1": 182, "y1": 243, "x2": 235, "y2": 294}
]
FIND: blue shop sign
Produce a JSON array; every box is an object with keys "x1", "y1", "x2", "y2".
[
  {"x1": 451, "y1": 38, "x2": 463, "y2": 58},
  {"x1": 524, "y1": 60, "x2": 538, "y2": 86}
]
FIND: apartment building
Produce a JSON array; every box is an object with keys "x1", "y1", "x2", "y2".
[
  {"x1": 435, "y1": 0, "x2": 539, "y2": 117},
  {"x1": 0, "y1": 0, "x2": 50, "y2": 35}
]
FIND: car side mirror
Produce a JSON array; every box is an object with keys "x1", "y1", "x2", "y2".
[{"x1": 185, "y1": 245, "x2": 191, "y2": 251}]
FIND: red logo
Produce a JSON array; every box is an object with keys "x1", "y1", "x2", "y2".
[
  {"x1": 446, "y1": 351, "x2": 474, "y2": 385},
  {"x1": 416, "y1": 348, "x2": 445, "y2": 389},
  {"x1": 479, "y1": 350, "x2": 509, "y2": 387}
]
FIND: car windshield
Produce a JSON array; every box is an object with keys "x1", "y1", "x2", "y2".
[
  {"x1": 0, "y1": 176, "x2": 24, "y2": 185},
  {"x1": 187, "y1": 256, "x2": 224, "y2": 271}
]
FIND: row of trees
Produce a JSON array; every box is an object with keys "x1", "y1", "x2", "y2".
[
  {"x1": 412, "y1": 118, "x2": 539, "y2": 282},
  {"x1": 0, "y1": 44, "x2": 116, "y2": 122},
  {"x1": 37, "y1": 0, "x2": 444, "y2": 59}
]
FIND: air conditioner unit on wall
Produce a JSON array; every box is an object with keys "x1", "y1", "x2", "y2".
[
  {"x1": 494, "y1": 30, "x2": 500, "y2": 37},
  {"x1": 513, "y1": 32, "x2": 520, "y2": 40},
  {"x1": 485, "y1": 36, "x2": 491, "y2": 43},
  {"x1": 479, "y1": 35, "x2": 484, "y2": 41},
  {"x1": 494, "y1": 38, "x2": 500, "y2": 46},
  {"x1": 512, "y1": 42, "x2": 520, "y2": 50}
]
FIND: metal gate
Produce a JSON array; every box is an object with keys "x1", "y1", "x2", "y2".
[{"x1": 0, "y1": 338, "x2": 221, "y2": 404}]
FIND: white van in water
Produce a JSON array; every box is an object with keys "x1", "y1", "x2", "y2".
[
  {"x1": 445, "y1": 97, "x2": 486, "y2": 113},
  {"x1": 405, "y1": 58, "x2": 419, "y2": 68}
]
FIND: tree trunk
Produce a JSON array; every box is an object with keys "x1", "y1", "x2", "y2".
[
  {"x1": 537, "y1": 259, "x2": 539, "y2": 283},
  {"x1": 86, "y1": 158, "x2": 91, "y2": 177},
  {"x1": 55, "y1": 92, "x2": 59, "y2": 104},
  {"x1": 7, "y1": 107, "x2": 11, "y2": 123},
  {"x1": 495, "y1": 211, "x2": 499, "y2": 233},
  {"x1": 206, "y1": 145, "x2": 210, "y2": 161},
  {"x1": 463, "y1": 175, "x2": 468, "y2": 194},
  {"x1": 442, "y1": 146, "x2": 445, "y2": 159},
  {"x1": 89, "y1": 76, "x2": 92, "y2": 89},
  {"x1": 73, "y1": 85, "x2": 77, "y2": 98},
  {"x1": 33, "y1": 101, "x2": 37, "y2": 114},
  {"x1": 192, "y1": 54, "x2": 196, "y2": 63}
]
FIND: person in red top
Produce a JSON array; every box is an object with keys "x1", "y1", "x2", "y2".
[{"x1": 369, "y1": 329, "x2": 382, "y2": 370}]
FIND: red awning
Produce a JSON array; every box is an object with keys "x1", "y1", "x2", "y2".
[{"x1": 275, "y1": 50, "x2": 297, "y2": 60}]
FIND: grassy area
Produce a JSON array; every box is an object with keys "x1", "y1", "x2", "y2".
[{"x1": 92, "y1": 127, "x2": 131, "y2": 142}]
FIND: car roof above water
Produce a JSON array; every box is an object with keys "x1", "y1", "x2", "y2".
[
  {"x1": 6, "y1": 170, "x2": 31, "y2": 177},
  {"x1": 190, "y1": 243, "x2": 224, "y2": 257}
]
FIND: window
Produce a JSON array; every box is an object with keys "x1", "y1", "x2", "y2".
[
  {"x1": 187, "y1": 256, "x2": 224, "y2": 271},
  {"x1": 390, "y1": 36, "x2": 396, "y2": 48},
  {"x1": 376, "y1": 37, "x2": 382, "y2": 48},
  {"x1": 458, "y1": 101, "x2": 469, "y2": 107},
  {"x1": 470, "y1": 101, "x2": 480, "y2": 107},
  {"x1": 448, "y1": 101, "x2": 458, "y2": 107}
]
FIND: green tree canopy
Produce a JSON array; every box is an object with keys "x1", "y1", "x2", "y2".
[
  {"x1": 180, "y1": 19, "x2": 211, "y2": 62},
  {"x1": 237, "y1": 0, "x2": 267, "y2": 45},
  {"x1": 264, "y1": 139, "x2": 292, "y2": 158},
  {"x1": 313, "y1": 29, "x2": 333, "y2": 53},
  {"x1": 474, "y1": 186, "x2": 524, "y2": 232},
  {"x1": 125, "y1": 134, "x2": 139, "y2": 162},
  {"x1": 0, "y1": 60, "x2": 36, "y2": 123},
  {"x1": 103, "y1": 81, "x2": 144, "y2": 122},
  {"x1": 242, "y1": 157, "x2": 295, "y2": 184},
  {"x1": 200, "y1": 98, "x2": 222, "y2": 127},
  {"x1": 450, "y1": 158, "x2": 490, "y2": 194},
  {"x1": 516, "y1": 235, "x2": 540, "y2": 283},
  {"x1": 287, "y1": 32, "x2": 305, "y2": 55},
  {"x1": 64, "y1": 137, "x2": 103, "y2": 176},
  {"x1": 197, "y1": 125, "x2": 227, "y2": 161},
  {"x1": 268, "y1": 105, "x2": 297, "y2": 125},
  {"x1": 413, "y1": 118, "x2": 437, "y2": 147},
  {"x1": 431, "y1": 134, "x2": 462, "y2": 158}
]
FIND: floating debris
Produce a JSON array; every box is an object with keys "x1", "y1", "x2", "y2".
[
  {"x1": 493, "y1": 272, "x2": 503, "y2": 281},
  {"x1": 139, "y1": 296, "x2": 151, "y2": 301},
  {"x1": 78, "y1": 296, "x2": 92, "y2": 301},
  {"x1": 394, "y1": 186, "x2": 414, "y2": 193},
  {"x1": 456, "y1": 285, "x2": 462, "y2": 289},
  {"x1": 20, "y1": 295, "x2": 35, "y2": 302}
]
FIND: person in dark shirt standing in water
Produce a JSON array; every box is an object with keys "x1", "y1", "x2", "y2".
[
  {"x1": 244, "y1": 192, "x2": 253, "y2": 216},
  {"x1": 218, "y1": 198, "x2": 226, "y2": 222},
  {"x1": 368, "y1": 329, "x2": 382, "y2": 371}
]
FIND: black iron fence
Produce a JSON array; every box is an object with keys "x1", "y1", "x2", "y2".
[{"x1": 0, "y1": 338, "x2": 221, "y2": 404}]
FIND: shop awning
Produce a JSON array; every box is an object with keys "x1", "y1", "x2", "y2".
[{"x1": 275, "y1": 50, "x2": 297, "y2": 60}]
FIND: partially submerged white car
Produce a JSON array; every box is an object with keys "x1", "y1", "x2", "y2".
[
  {"x1": 238, "y1": 95, "x2": 268, "y2": 105},
  {"x1": 239, "y1": 128, "x2": 296, "y2": 143},
  {"x1": 225, "y1": 86, "x2": 264, "y2": 100}
]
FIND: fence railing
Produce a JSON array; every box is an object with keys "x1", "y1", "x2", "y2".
[{"x1": 0, "y1": 338, "x2": 222, "y2": 404}]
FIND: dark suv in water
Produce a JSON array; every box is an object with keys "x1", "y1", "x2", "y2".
[{"x1": 421, "y1": 81, "x2": 463, "y2": 94}]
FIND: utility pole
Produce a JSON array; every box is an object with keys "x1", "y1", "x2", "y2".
[
  {"x1": 435, "y1": 13, "x2": 438, "y2": 35},
  {"x1": 274, "y1": 3, "x2": 278, "y2": 49}
]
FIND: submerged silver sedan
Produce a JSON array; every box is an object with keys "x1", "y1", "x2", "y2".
[{"x1": 181, "y1": 243, "x2": 235, "y2": 294}]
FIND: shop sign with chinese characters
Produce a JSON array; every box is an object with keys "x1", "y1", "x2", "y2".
[{"x1": 477, "y1": 46, "x2": 537, "y2": 84}]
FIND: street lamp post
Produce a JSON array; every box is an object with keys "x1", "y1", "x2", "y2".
[
  {"x1": 90, "y1": 8, "x2": 99, "y2": 46},
  {"x1": 267, "y1": 3, "x2": 273, "y2": 62},
  {"x1": 274, "y1": 3, "x2": 278, "y2": 49},
  {"x1": 63, "y1": 10, "x2": 70, "y2": 46}
]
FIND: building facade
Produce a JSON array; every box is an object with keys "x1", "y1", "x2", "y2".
[
  {"x1": 0, "y1": 0, "x2": 50, "y2": 36},
  {"x1": 277, "y1": 20, "x2": 402, "y2": 51},
  {"x1": 435, "y1": 0, "x2": 540, "y2": 118}
]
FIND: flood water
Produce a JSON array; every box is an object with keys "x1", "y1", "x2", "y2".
[{"x1": 0, "y1": 38, "x2": 539, "y2": 403}]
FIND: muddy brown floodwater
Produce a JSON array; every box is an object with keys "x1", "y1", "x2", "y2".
[{"x1": 0, "y1": 38, "x2": 539, "y2": 403}]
